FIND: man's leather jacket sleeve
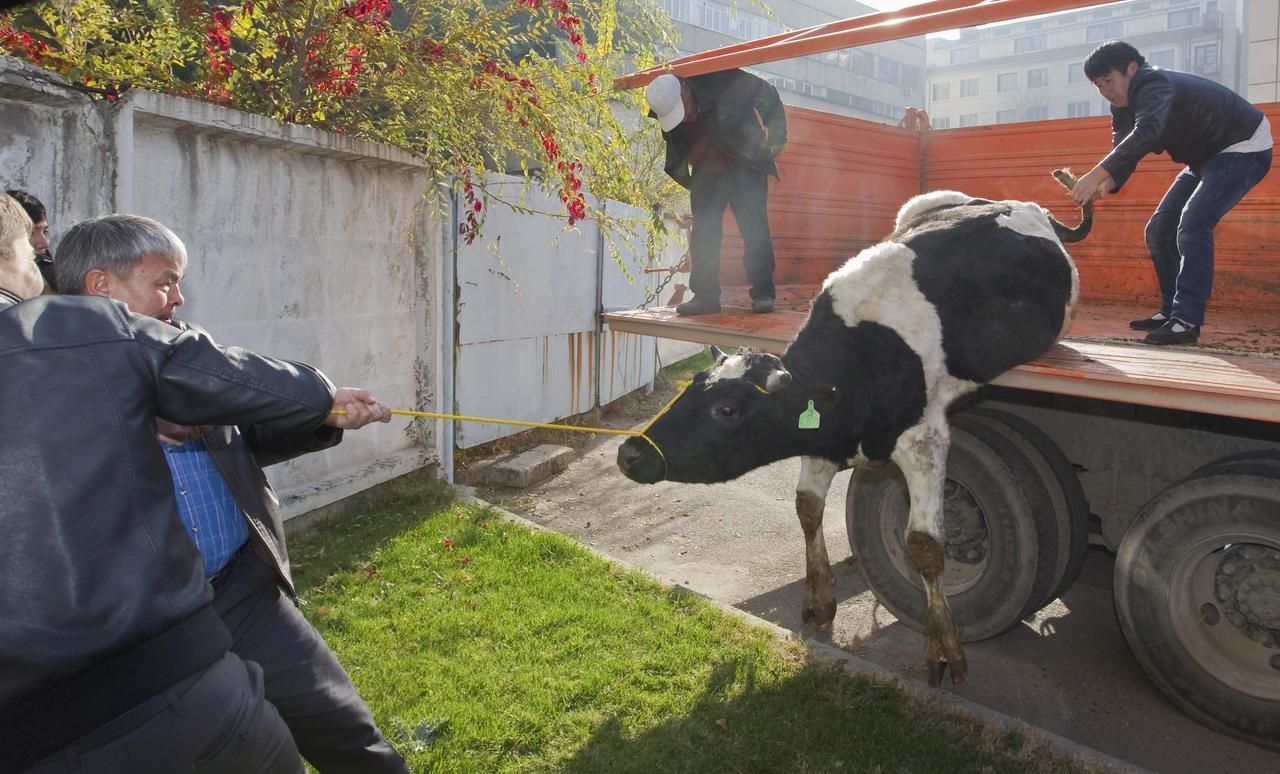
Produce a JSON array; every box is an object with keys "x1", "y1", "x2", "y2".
[
  {"x1": 1099, "y1": 71, "x2": 1174, "y2": 190},
  {"x1": 132, "y1": 313, "x2": 336, "y2": 432},
  {"x1": 243, "y1": 422, "x2": 343, "y2": 469},
  {"x1": 663, "y1": 132, "x2": 693, "y2": 190},
  {"x1": 754, "y1": 79, "x2": 788, "y2": 155}
]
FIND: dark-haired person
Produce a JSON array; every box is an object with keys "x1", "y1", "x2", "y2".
[
  {"x1": 4, "y1": 189, "x2": 54, "y2": 291},
  {"x1": 1068, "y1": 40, "x2": 1272, "y2": 345}
]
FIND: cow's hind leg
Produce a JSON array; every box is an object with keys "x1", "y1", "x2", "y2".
[
  {"x1": 893, "y1": 419, "x2": 968, "y2": 686},
  {"x1": 796, "y1": 456, "x2": 840, "y2": 629}
]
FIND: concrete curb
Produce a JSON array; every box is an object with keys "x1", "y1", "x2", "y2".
[{"x1": 459, "y1": 489, "x2": 1151, "y2": 774}]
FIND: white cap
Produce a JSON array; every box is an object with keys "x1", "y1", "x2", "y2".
[{"x1": 645, "y1": 74, "x2": 685, "y2": 132}]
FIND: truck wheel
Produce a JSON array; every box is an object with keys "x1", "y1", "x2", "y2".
[
  {"x1": 966, "y1": 407, "x2": 1090, "y2": 603},
  {"x1": 1114, "y1": 472, "x2": 1280, "y2": 751},
  {"x1": 846, "y1": 422, "x2": 1049, "y2": 641}
]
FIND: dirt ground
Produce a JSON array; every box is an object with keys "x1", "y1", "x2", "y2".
[{"x1": 469, "y1": 378, "x2": 1280, "y2": 774}]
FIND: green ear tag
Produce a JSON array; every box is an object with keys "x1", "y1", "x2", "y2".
[{"x1": 798, "y1": 400, "x2": 821, "y2": 430}]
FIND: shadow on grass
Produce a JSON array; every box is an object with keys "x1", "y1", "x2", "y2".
[
  {"x1": 287, "y1": 474, "x2": 456, "y2": 596},
  {"x1": 556, "y1": 656, "x2": 1067, "y2": 774}
]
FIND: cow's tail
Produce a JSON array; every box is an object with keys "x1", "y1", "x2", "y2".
[{"x1": 1048, "y1": 168, "x2": 1093, "y2": 243}]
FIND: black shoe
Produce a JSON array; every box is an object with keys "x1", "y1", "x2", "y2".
[
  {"x1": 1145, "y1": 317, "x2": 1200, "y2": 345},
  {"x1": 676, "y1": 296, "x2": 721, "y2": 316},
  {"x1": 751, "y1": 297, "x2": 775, "y2": 314},
  {"x1": 1129, "y1": 312, "x2": 1170, "y2": 331}
]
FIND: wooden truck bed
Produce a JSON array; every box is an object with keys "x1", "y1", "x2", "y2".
[{"x1": 604, "y1": 298, "x2": 1280, "y2": 423}]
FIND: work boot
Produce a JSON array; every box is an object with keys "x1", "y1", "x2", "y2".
[
  {"x1": 751, "y1": 297, "x2": 775, "y2": 314},
  {"x1": 676, "y1": 296, "x2": 721, "y2": 316},
  {"x1": 1129, "y1": 312, "x2": 1170, "y2": 331},
  {"x1": 1145, "y1": 317, "x2": 1200, "y2": 345}
]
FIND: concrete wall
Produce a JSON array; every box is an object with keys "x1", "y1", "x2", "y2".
[
  {"x1": 1249, "y1": 0, "x2": 1280, "y2": 102},
  {"x1": 454, "y1": 176, "x2": 662, "y2": 447},
  {"x1": 0, "y1": 59, "x2": 444, "y2": 519}
]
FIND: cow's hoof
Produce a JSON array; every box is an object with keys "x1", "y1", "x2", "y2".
[
  {"x1": 801, "y1": 599, "x2": 837, "y2": 630},
  {"x1": 925, "y1": 632, "x2": 968, "y2": 686}
]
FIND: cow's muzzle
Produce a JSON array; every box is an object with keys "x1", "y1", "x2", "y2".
[{"x1": 617, "y1": 436, "x2": 666, "y2": 484}]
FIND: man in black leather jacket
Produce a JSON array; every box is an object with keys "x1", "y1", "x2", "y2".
[
  {"x1": 0, "y1": 193, "x2": 330, "y2": 772},
  {"x1": 645, "y1": 69, "x2": 787, "y2": 316},
  {"x1": 1069, "y1": 40, "x2": 1273, "y2": 345},
  {"x1": 55, "y1": 214, "x2": 408, "y2": 774}
]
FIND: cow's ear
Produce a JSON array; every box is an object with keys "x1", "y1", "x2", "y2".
[
  {"x1": 808, "y1": 384, "x2": 840, "y2": 413},
  {"x1": 709, "y1": 345, "x2": 727, "y2": 363}
]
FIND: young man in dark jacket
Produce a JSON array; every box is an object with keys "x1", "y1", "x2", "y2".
[
  {"x1": 646, "y1": 69, "x2": 787, "y2": 315},
  {"x1": 55, "y1": 214, "x2": 408, "y2": 774},
  {"x1": 1, "y1": 193, "x2": 329, "y2": 773},
  {"x1": 1069, "y1": 40, "x2": 1273, "y2": 345}
]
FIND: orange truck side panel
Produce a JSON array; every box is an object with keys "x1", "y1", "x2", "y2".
[{"x1": 714, "y1": 106, "x2": 1280, "y2": 317}]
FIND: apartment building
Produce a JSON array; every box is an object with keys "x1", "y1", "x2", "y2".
[
  {"x1": 925, "y1": 0, "x2": 1242, "y2": 128},
  {"x1": 655, "y1": 0, "x2": 927, "y2": 123}
]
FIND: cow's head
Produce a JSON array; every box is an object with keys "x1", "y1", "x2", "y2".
[{"x1": 617, "y1": 346, "x2": 838, "y2": 484}]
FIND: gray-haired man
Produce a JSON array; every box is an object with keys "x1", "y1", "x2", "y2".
[
  {"x1": 2, "y1": 193, "x2": 313, "y2": 773},
  {"x1": 55, "y1": 214, "x2": 409, "y2": 773}
]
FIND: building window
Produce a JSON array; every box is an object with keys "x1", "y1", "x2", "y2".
[
  {"x1": 850, "y1": 49, "x2": 876, "y2": 78},
  {"x1": 932, "y1": 82, "x2": 951, "y2": 101},
  {"x1": 1085, "y1": 21, "x2": 1123, "y2": 42},
  {"x1": 1068, "y1": 63, "x2": 1086, "y2": 83},
  {"x1": 879, "y1": 58, "x2": 902, "y2": 85},
  {"x1": 1014, "y1": 35, "x2": 1046, "y2": 53},
  {"x1": 1168, "y1": 8, "x2": 1200, "y2": 28},
  {"x1": 1193, "y1": 43, "x2": 1220, "y2": 75},
  {"x1": 997, "y1": 72, "x2": 1017, "y2": 92},
  {"x1": 1025, "y1": 105, "x2": 1049, "y2": 121},
  {"x1": 933, "y1": 116, "x2": 951, "y2": 129},
  {"x1": 1149, "y1": 48, "x2": 1177, "y2": 69},
  {"x1": 950, "y1": 47, "x2": 978, "y2": 64},
  {"x1": 959, "y1": 113, "x2": 979, "y2": 127},
  {"x1": 960, "y1": 77, "x2": 979, "y2": 97},
  {"x1": 1067, "y1": 101, "x2": 1091, "y2": 118},
  {"x1": 902, "y1": 64, "x2": 924, "y2": 92},
  {"x1": 1027, "y1": 67, "x2": 1049, "y2": 88},
  {"x1": 996, "y1": 109, "x2": 1018, "y2": 124}
]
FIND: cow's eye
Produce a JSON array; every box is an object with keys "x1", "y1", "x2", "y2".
[{"x1": 714, "y1": 404, "x2": 739, "y2": 420}]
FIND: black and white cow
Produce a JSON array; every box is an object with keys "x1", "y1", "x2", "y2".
[{"x1": 618, "y1": 170, "x2": 1091, "y2": 685}]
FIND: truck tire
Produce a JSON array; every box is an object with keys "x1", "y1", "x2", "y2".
[
  {"x1": 846, "y1": 421, "x2": 1051, "y2": 641},
  {"x1": 1114, "y1": 471, "x2": 1280, "y2": 751},
  {"x1": 966, "y1": 407, "x2": 1090, "y2": 602}
]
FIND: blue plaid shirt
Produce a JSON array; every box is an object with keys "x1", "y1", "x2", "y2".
[{"x1": 161, "y1": 439, "x2": 250, "y2": 577}]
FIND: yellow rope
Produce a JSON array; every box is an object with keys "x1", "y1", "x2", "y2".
[
  {"x1": 331, "y1": 408, "x2": 641, "y2": 437},
  {"x1": 330, "y1": 380, "x2": 699, "y2": 468}
]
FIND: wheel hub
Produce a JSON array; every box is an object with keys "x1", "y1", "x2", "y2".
[
  {"x1": 1214, "y1": 544, "x2": 1280, "y2": 647},
  {"x1": 942, "y1": 479, "x2": 988, "y2": 565}
]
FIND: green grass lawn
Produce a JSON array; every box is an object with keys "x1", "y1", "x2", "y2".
[{"x1": 288, "y1": 476, "x2": 1094, "y2": 773}]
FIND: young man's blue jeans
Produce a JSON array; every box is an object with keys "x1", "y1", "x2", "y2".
[{"x1": 1144, "y1": 148, "x2": 1272, "y2": 326}]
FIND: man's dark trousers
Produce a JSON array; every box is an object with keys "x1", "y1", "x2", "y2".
[
  {"x1": 22, "y1": 654, "x2": 303, "y2": 773},
  {"x1": 689, "y1": 164, "x2": 776, "y2": 303},
  {"x1": 1144, "y1": 147, "x2": 1272, "y2": 326},
  {"x1": 213, "y1": 550, "x2": 409, "y2": 773}
]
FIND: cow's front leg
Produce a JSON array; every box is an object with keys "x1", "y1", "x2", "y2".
[
  {"x1": 892, "y1": 420, "x2": 967, "y2": 686},
  {"x1": 795, "y1": 456, "x2": 840, "y2": 629}
]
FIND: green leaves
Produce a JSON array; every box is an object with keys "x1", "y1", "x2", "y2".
[{"x1": 1, "y1": 1, "x2": 683, "y2": 264}]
